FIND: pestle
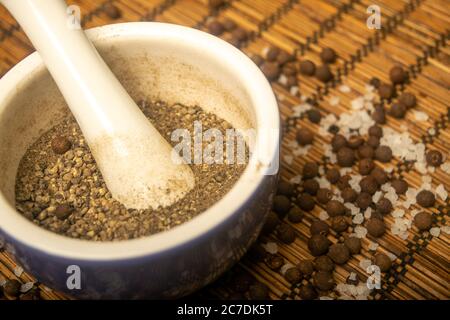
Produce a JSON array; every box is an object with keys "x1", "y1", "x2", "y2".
[{"x1": 2, "y1": 0, "x2": 195, "y2": 210}]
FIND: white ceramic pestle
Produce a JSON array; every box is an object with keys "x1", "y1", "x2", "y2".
[{"x1": 1, "y1": 0, "x2": 195, "y2": 210}]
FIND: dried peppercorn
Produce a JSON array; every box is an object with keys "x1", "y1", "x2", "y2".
[
  {"x1": 373, "y1": 253, "x2": 392, "y2": 272},
  {"x1": 367, "y1": 218, "x2": 386, "y2": 238},
  {"x1": 302, "y1": 162, "x2": 319, "y2": 179},
  {"x1": 272, "y1": 195, "x2": 291, "y2": 217},
  {"x1": 328, "y1": 243, "x2": 350, "y2": 264},
  {"x1": 308, "y1": 234, "x2": 331, "y2": 256},
  {"x1": 341, "y1": 187, "x2": 357, "y2": 203},
  {"x1": 277, "y1": 223, "x2": 296, "y2": 244},
  {"x1": 331, "y1": 216, "x2": 348, "y2": 233},
  {"x1": 284, "y1": 267, "x2": 302, "y2": 284},
  {"x1": 326, "y1": 200, "x2": 346, "y2": 217},
  {"x1": 356, "y1": 192, "x2": 372, "y2": 209},
  {"x1": 317, "y1": 188, "x2": 333, "y2": 204},
  {"x1": 398, "y1": 92, "x2": 416, "y2": 109},
  {"x1": 389, "y1": 66, "x2": 407, "y2": 84},
  {"x1": 249, "y1": 282, "x2": 270, "y2": 300},
  {"x1": 389, "y1": 102, "x2": 407, "y2": 119},
  {"x1": 277, "y1": 181, "x2": 295, "y2": 197},
  {"x1": 326, "y1": 168, "x2": 340, "y2": 184},
  {"x1": 303, "y1": 179, "x2": 319, "y2": 195},
  {"x1": 299, "y1": 60, "x2": 316, "y2": 76},
  {"x1": 391, "y1": 178, "x2": 408, "y2": 195},
  {"x1": 315, "y1": 65, "x2": 334, "y2": 82},
  {"x1": 314, "y1": 255, "x2": 335, "y2": 272},
  {"x1": 413, "y1": 212, "x2": 433, "y2": 231},
  {"x1": 296, "y1": 128, "x2": 314, "y2": 146},
  {"x1": 288, "y1": 207, "x2": 304, "y2": 223},
  {"x1": 358, "y1": 144, "x2": 374, "y2": 159},
  {"x1": 299, "y1": 284, "x2": 318, "y2": 300},
  {"x1": 313, "y1": 271, "x2": 335, "y2": 291},
  {"x1": 344, "y1": 237, "x2": 361, "y2": 254},
  {"x1": 331, "y1": 134, "x2": 347, "y2": 152},
  {"x1": 416, "y1": 190, "x2": 435, "y2": 208},
  {"x1": 337, "y1": 147, "x2": 356, "y2": 167},
  {"x1": 310, "y1": 220, "x2": 329, "y2": 236},
  {"x1": 297, "y1": 193, "x2": 315, "y2": 211},
  {"x1": 320, "y1": 47, "x2": 337, "y2": 63},
  {"x1": 359, "y1": 158, "x2": 375, "y2": 175},
  {"x1": 298, "y1": 260, "x2": 314, "y2": 277},
  {"x1": 371, "y1": 167, "x2": 389, "y2": 185},
  {"x1": 376, "y1": 198, "x2": 393, "y2": 215},
  {"x1": 368, "y1": 125, "x2": 383, "y2": 138},
  {"x1": 359, "y1": 176, "x2": 379, "y2": 195},
  {"x1": 426, "y1": 150, "x2": 443, "y2": 167},
  {"x1": 378, "y1": 83, "x2": 394, "y2": 100},
  {"x1": 375, "y1": 146, "x2": 393, "y2": 163}
]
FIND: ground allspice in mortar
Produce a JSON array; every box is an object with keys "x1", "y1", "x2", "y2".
[{"x1": 15, "y1": 101, "x2": 248, "y2": 241}]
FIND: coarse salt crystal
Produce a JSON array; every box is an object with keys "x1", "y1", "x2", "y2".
[
  {"x1": 292, "y1": 103, "x2": 312, "y2": 117},
  {"x1": 292, "y1": 145, "x2": 311, "y2": 157},
  {"x1": 364, "y1": 207, "x2": 372, "y2": 219},
  {"x1": 329, "y1": 96, "x2": 340, "y2": 106},
  {"x1": 351, "y1": 97, "x2": 365, "y2": 110},
  {"x1": 428, "y1": 127, "x2": 436, "y2": 135},
  {"x1": 290, "y1": 86, "x2": 300, "y2": 96},
  {"x1": 283, "y1": 155, "x2": 293, "y2": 165},
  {"x1": 435, "y1": 184, "x2": 448, "y2": 201},
  {"x1": 263, "y1": 242, "x2": 278, "y2": 254},
  {"x1": 339, "y1": 84, "x2": 351, "y2": 93},
  {"x1": 320, "y1": 296, "x2": 334, "y2": 300},
  {"x1": 359, "y1": 259, "x2": 372, "y2": 270},
  {"x1": 352, "y1": 213, "x2": 364, "y2": 225},
  {"x1": 430, "y1": 227, "x2": 440, "y2": 237},
  {"x1": 354, "y1": 226, "x2": 367, "y2": 238},
  {"x1": 413, "y1": 110, "x2": 429, "y2": 121},
  {"x1": 261, "y1": 46, "x2": 270, "y2": 56},
  {"x1": 422, "y1": 175, "x2": 432, "y2": 184},
  {"x1": 278, "y1": 93, "x2": 285, "y2": 101},
  {"x1": 20, "y1": 282, "x2": 34, "y2": 293},
  {"x1": 319, "y1": 211, "x2": 330, "y2": 221},
  {"x1": 278, "y1": 74, "x2": 288, "y2": 86},
  {"x1": 317, "y1": 176, "x2": 331, "y2": 189},
  {"x1": 372, "y1": 191, "x2": 383, "y2": 203},
  {"x1": 440, "y1": 161, "x2": 450, "y2": 174},
  {"x1": 280, "y1": 263, "x2": 296, "y2": 275},
  {"x1": 14, "y1": 266, "x2": 23, "y2": 277},
  {"x1": 368, "y1": 241, "x2": 379, "y2": 251},
  {"x1": 440, "y1": 226, "x2": 450, "y2": 235},
  {"x1": 392, "y1": 208, "x2": 405, "y2": 218}
]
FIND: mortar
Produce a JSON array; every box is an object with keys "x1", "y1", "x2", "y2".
[{"x1": 0, "y1": 23, "x2": 279, "y2": 299}]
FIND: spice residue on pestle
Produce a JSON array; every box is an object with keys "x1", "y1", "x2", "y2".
[{"x1": 15, "y1": 100, "x2": 248, "y2": 241}]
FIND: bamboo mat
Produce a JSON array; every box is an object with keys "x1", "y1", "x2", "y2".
[{"x1": 0, "y1": 0, "x2": 449, "y2": 300}]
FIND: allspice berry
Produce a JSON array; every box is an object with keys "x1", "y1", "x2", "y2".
[
  {"x1": 207, "y1": 20, "x2": 224, "y2": 35},
  {"x1": 331, "y1": 216, "x2": 348, "y2": 233},
  {"x1": 328, "y1": 243, "x2": 350, "y2": 264},
  {"x1": 299, "y1": 60, "x2": 316, "y2": 76},
  {"x1": 320, "y1": 47, "x2": 337, "y2": 63},
  {"x1": 277, "y1": 223, "x2": 296, "y2": 244},
  {"x1": 277, "y1": 51, "x2": 295, "y2": 65},
  {"x1": 360, "y1": 176, "x2": 379, "y2": 195},
  {"x1": 249, "y1": 282, "x2": 270, "y2": 300},
  {"x1": 303, "y1": 179, "x2": 319, "y2": 195},
  {"x1": 389, "y1": 102, "x2": 407, "y2": 119},
  {"x1": 389, "y1": 66, "x2": 407, "y2": 84},
  {"x1": 371, "y1": 167, "x2": 389, "y2": 185},
  {"x1": 317, "y1": 188, "x2": 333, "y2": 204},
  {"x1": 378, "y1": 83, "x2": 394, "y2": 100},
  {"x1": 413, "y1": 212, "x2": 433, "y2": 231},
  {"x1": 3, "y1": 279, "x2": 21, "y2": 297},
  {"x1": 302, "y1": 161, "x2": 319, "y2": 179},
  {"x1": 54, "y1": 204, "x2": 73, "y2": 220},
  {"x1": 313, "y1": 271, "x2": 335, "y2": 291},
  {"x1": 372, "y1": 105, "x2": 386, "y2": 124},
  {"x1": 358, "y1": 144, "x2": 374, "y2": 159},
  {"x1": 356, "y1": 192, "x2": 372, "y2": 209},
  {"x1": 391, "y1": 178, "x2": 408, "y2": 195},
  {"x1": 223, "y1": 18, "x2": 237, "y2": 31},
  {"x1": 341, "y1": 187, "x2": 357, "y2": 203},
  {"x1": 347, "y1": 136, "x2": 364, "y2": 149},
  {"x1": 307, "y1": 109, "x2": 322, "y2": 124},
  {"x1": 359, "y1": 158, "x2": 375, "y2": 175},
  {"x1": 265, "y1": 254, "x2": 284, "y2": 270},
  {"x1": 297, "y1": 193, "x2": 315, "y2": 211},
  {"x1": 310, "y1": 220, "x2": 329, "y2": 236},
  {"x1": 376, "y1": 198, "x2": 393, "y2": 215},
  {"x1": 272, "y1": 195, "x2": 291, "y2": 217},
  {"x1": 398, "y1": 92, "x2": 416, "y2": 109},
  {"x1": 416, "y1": 190, "x2": 435, "y2": 208},
  {"x1": 265, "y1": 46, "x2": 280, "y2": 61},
  {"x1": 367, "y1": 218, "x2": 386, "y2": 238},
  {"x1": 344, "y1": 237, "x2": 362, "y2": 254},
  {"x1": 373, "y1": 253, "x2": 392, "y2": 272},
  {"x1": 337, "y1": 175, "x2": 351, "y2": 190},
  {"x1": 277, "y1": 181, "x2": 295, "y2": 197},
  {"x1": 308, "y1": 234, "x2": 331, "y2": 256},
  {"x1": 315, "y1": 65, "x2": 334, "y2": 82},
  {"x1": 51, "y1": 136, "x2": 72, "y2": 154},
  {"x1": 296, "y1": 128, "x2": 314, "y2": 146},
  {"x1": 288, "y1": 207, "x2": 304, "y2": 223},
  {"x1": 314, "y1": 255, "x2": 335, "y2": 272},
  {"x1": 232, "y1": 27, "x2": 248, "y2": 41},
  {"x1": 326, "y1": 168, "x2": 341, "y2": 184},
  {"x1": 331, "y1": 134, "x2": 347, "y2": 152},
  {"x1": 260, "y1": 62, "x2": 280, "y2": 81},
  {"x1": 426, "y1": 150, "x2": 443, "y2": 167},
  {"x1": 284, "y1": 267, "x2": 302, "y2": 284},
  {"x1": 299, "y1": 284, "x2": 318, "y2": 300},
  {"x1": 337, "y1": 147, "x2": 356, "y2": 167},
  {"x1": 368, "y1": 125, "x2": 383, "y2": 138},
  {"x1": 326, "y1": 200, "x2": 346, "y2": 217},
  {"x1": 262, "y1": 212, "x2": 280, "y2": 234},
  {"x1": 298, "y1": 260, "x2": 314, "y2": 277},
  {"x1": 375, "y1": 146, "x2": 393, "y2": 163}
]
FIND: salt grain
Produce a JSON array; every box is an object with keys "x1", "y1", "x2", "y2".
[
  {"x1": 440, "y1": 161, "x2": 450, "y2": 174},
  {"x1": 290, "y1": 86, "x2": 299, "y2": 96},
  {"x1": 290, "y1": 175, "x2": 302, "y2": 184},
  {"x1": 352, "y1": 213, "x2": 364, "y2": 225},
  {"x1": 283, "y1": 155, "x2": 294, "y2": 165},
  {"x1": 319, "y1": 211, "x2": 330, "y2": 221},
  {"x1": 368, "y1": 241, "x2": 379, "y2": 251},
  {"x1": 263, "y1": 242, "x2": 278, "y2": 254},
  {"x1": 413, "y1": 110, "x2": 429, "y2": 122},
  {"x1": 435, "y1": 184, "x2": 448, "y2": 201},
  {"x1": 278, "y1": 74, "x2": 288, "y2": 86},
  {"x1": 329, "y1": 96, "x2": 340, "y2": 106},
  {"x1": 20, "y1": 282, "x2": 34, "y2": 293},
  {"x1": 292, "y1": 103, "x2": 312, "y2": 117},
  {"x1": 440, "y1": 226, "x2": 450, "y2": 235},
  {"x1": 351, "y1": 97, "x2": 365, "y2": 110},
  {"x1": 430, "y1": 227, "x2": 441, "y2": 237},
  {"x1": 339, "y1": 84, "x2": 351, "y2": 93},
  {"x1": 14, "y1": 266, "x2": 23, "y2": 277},
  {"x1": 359, "y1": 259, "x2": 372, "y2": 270},
  {"x1": 364, "y1": 207, "x2": 372, "y2": 219},
  {"x1": 392, "y1": 208, "x2": 405, "y2": 218},
  {"x1": 372, "y1": 191, "x2": 383, "y2": 203},
  {"x1": 354, "y1": 226, "x2": 368, "y2": 238},
  {"x1": 386, "y1": 252, "x2": 397, "y2": 261}
]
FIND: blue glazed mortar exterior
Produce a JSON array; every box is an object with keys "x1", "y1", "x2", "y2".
[{"x1": 0, "y1": 173, "x2": 277, "y2": 299}]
